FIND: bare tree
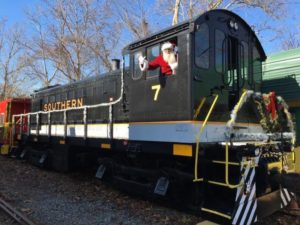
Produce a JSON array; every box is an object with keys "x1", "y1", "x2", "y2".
[
  {"x1": 26, "y1": 0, "x2": 121, "y2": 83},
  {"x1": 281, "y1": 28, "x2": 300, "y2": 50},
  {"x1": 0, "y1": 21, "x2": 28, "y2": 100},
  {"x1": 110, "y1": 0, "x2": 151, "y2": 40},
  {"x1": 157, "y1": 0, "x2": 287, "y2": 25},
  {"x1": 172, "y1": 0, "x2": 181, "y2": 25},
  {"x1": 24, "y1": 6, "x2": 59, "y2": 87}
]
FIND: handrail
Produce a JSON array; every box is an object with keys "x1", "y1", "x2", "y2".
[
  {"x1": 193, "y1": 94, "x2": 219, "y2": 182},
  {"x1": 224, "y1": 142, "x2": 243, "y2": 188},
  {"x1": 206, "y1": 142, "x2": 250, "y2": 189},
  {"x1": 193, "y1": 97, "x2": 206, "y2": 120},
  {"x1": 227, "y1": 89, "x2": 248, "y2": 130}
]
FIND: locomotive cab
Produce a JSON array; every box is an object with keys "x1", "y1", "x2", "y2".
[
  {"x1": 123, "y1": 9, "x2": 266, "y2": 124},
  {"x1": 123, "y1": 27, "x2": 191, "y2": 122}
]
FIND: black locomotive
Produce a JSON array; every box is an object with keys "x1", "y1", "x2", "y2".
[{"x1": 12, "y1": 10, "x2": 296, "y2": 225}]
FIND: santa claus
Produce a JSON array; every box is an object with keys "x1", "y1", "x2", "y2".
[{"x1": 138, "y1": 42, "x2": 178, "y2": 75}]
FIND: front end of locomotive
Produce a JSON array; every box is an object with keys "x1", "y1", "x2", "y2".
[
  {"x1": 190, "y1": 10, "x2": 297, "y2": 224},
  {"x1": 193, "y1": 89, "x2": 296, "y2": 224}
]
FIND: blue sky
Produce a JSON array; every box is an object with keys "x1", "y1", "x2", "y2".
[
  {"x1": 0, "y1": 1, "x2": 36, "y2": 24},
  {"x1": 0, "y1": 1, "x2": 299, "y2": 55}
]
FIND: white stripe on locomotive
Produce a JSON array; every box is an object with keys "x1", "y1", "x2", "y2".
[{"x1": 30, "y1": 122, "x2": 265, "y2": 143}]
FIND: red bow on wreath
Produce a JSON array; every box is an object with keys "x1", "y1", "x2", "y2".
[{"x1": 266, "y1": 91, "x2": 277, "y2": 121}]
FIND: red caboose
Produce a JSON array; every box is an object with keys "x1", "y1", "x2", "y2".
[{"x1": 0, "y1": 98, "x2": 31, "y2": 154}]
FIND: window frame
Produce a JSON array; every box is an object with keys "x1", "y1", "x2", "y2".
[
  {"x1": 146, "y1": 44, "x2": 161, "y2": 79},
  {"x1": 195, "y1": 23, "x2": 210, "y2": 70},
  {"x1": 214, "y1": 29, "x2": 226, "y2": 74},
  {"x1": 132, "y1": 51, "x2": 143, "y2": 80}
]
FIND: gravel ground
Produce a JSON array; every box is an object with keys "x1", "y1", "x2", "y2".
[
  {"x1": 0, "y1": 156, "x2": 199, "y2": 225},
  {"x1": 0, "y1": 156, "x2": 299, "y2": 225}
]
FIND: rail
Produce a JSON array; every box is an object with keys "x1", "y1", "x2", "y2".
[
  {"x1": 193, "y1": 97, "x2": 206, "y2": 120},
  {"x1": 206, "y1": 142, "x2": 245, "y2": 188},
  {"x1": 193, "y1": 94, "x2": 219, "y2": 182},
  {"x1": 0, "y1": 194, "x2": 39, "y2": 225}
]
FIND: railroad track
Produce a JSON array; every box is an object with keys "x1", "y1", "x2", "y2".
[{"x1": 0, "y1": 194, "x2": 39, "y2": 225}]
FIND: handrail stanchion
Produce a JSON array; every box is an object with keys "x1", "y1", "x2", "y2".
[
  {"x1": 19, "y1": 115, "x2": 23, "y2": 135},
  {"x1": 108, "y1": 105, "x2": 113, "y2": 139},
  {"x1": 64, "y1": 111, "x2": 67, "y2": 139},
  {"x1": 83, "y1": 107, "x2": 87, "y2": 140},
  {"x1": 12, "y1": 116, "x2": 16, "y2": 146},
  {"x1": 27, "y1": 114, "x2": 31, "y2": 136},
  {"x1": 36, "y1": 113, "x2": 40, "y2": 137},
  {"x1": 194, "y1": 94, "x2": 219, "y2": 182},
  {"x1": 48, "y1": 112, "x2": 51, "y2": 138}
]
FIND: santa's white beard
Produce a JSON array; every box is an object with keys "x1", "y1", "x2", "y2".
[{"x1": 163, "y1": 51, "x2": 177, "y2": 65}]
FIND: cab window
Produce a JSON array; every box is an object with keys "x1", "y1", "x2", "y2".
[
  {"x1": 195, "y1": 23, "x2": 209, "y2": 69},
  {"x1": 146, "y1": 44, "x2": 160, "y2": 78},
  {"x1": 215, "y1": 29, "x2": 225, "y2": 73},
  {"x1": 133, "y1": 51, "x2": 142, "y2": 80}
]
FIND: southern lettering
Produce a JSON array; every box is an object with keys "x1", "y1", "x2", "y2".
[{"x1": 43, "y1": 98, "x2": 83, "y2": 111}]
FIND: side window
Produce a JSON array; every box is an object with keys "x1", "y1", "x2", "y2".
[
  {"x1": 195, "y1": 23, "x2": 209, "y2": 69},
  {"x1": 215, "y1": 29, "x2": 226, "y2": 73},
  {"x1": 133, "y1": 51, "x2": 142, "y2": 80},
  {"x1": 146, "y1": 45, "x2": 160, "y2": 78}
]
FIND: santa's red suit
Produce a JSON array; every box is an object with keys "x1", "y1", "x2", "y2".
[
  {"x1": 147, "y1": 54, "x2": 174, "y2": 75},
  {"x1": 139, "y1": 42, "x2": 178, "y2": 76}
]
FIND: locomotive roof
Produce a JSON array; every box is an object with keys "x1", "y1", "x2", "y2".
[
  {"x1": 33, "y1": 70, "x2": 120, "y2": 95},
  {"x1": 123, "y1": 9, "x2": 266, "y2": 60}
]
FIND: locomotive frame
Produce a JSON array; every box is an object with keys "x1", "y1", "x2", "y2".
[{"x1": 10, "y1": 10, "x2": 296, "y2": 225}]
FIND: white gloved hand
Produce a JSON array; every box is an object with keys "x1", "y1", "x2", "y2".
[
  {"x1": 138, "y1": 55, "x2": 146, "y2": 65},
  {"x1": 138, "y1": 55, "x2": 149, "y2": 71},
  {"x1": 169, "y1": 62, "x2": 178, "y2": 70},
  {"x1": 169, "y1": 62, "x2": 178, "y2": 74}
]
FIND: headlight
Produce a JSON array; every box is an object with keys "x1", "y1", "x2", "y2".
[
  {"x1": 229, "y1": 20, "x2": 235, "y2": 28},
  {"x1": 234, "y1": 22, "x2": 238, "y2": 30}
]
